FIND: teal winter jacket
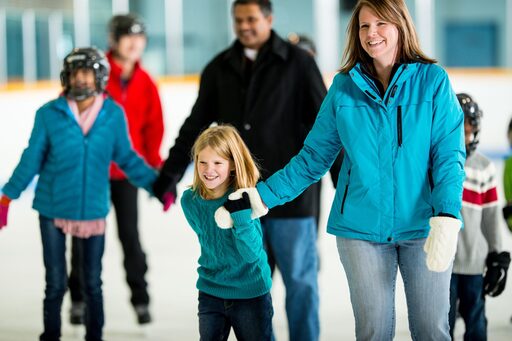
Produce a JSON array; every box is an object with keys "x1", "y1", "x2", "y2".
[
  {"x1": 257, "y1": 62, "x2": 465, "y2": 243},
  {"x1": 1, "y1": 96, "x2": 157, "y2": 220}
]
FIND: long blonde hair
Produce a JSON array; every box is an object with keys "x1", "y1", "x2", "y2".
[
  {"x1": 340, "y1": 0, "x2": 436, "y2": 74},
  {"x1": 191, "y1": 125, "x2": 260, "y2": 199}
]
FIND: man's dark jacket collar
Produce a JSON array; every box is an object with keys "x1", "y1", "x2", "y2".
[{"x1": 223, "y1": 30, "x2": 289, "y2": 64}]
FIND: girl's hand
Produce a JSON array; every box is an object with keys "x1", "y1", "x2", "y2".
[
  {"x1": 224, "y1": 192, "x2": 251, "y2": 214},
  {"x1": 0, "y1": 195, "x2": 12, "y2": 229},
  {"x1": 215, "y1": 188, "x2": 269, "y2": 229}
]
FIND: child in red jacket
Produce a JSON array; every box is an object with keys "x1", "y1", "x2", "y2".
[{"x1": 68, "y1": 14, "x2": 164, "y2": 325}]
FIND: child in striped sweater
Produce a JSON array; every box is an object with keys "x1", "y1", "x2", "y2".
[
  {"x1": 449, "y1": 93, "x2": 510, "y2": 339},
  {"x1": 180, "y1": 125, "x2": 273, "y2": 340}
]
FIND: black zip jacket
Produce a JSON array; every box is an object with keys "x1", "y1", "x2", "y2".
[{"x1": 158, "y1": 31, "x2": 340, "y2": 218}]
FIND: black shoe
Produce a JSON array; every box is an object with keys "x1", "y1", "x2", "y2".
[
  {"x1": 134, "y1": 304, "x2": 152, "y2": 324},
  {"x1": 70, "y1": 302, "x2": 85, "y2": 325}
]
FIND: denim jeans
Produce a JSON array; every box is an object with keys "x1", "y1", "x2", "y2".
[
  {"x1": 261, "y1": 217, "x2": 319, "y2": 341},
  {"x1": 336, "y1": 237, "x2": 452, "y2": 341},
  {"x1": 198, "y1": 291, "x2": 273, "y2": 341},
  {"x1": 69, "y1": 180, "x2": 149, "y2": 307},
  {"x1": 449, "y1": 274, "x2": 487, "y2": 340},
  {"x1": 38, "y1": 215, "x2": 105, "y2": 341}
]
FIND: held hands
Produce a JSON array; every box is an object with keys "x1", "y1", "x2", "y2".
[
  {"x1": 214, "y1": 188, "x2": 269, "y2": 229},
  {"x1": 0, "y1": 195, "x2": 12, "y2": 229},
  {"x1": 423, "y1": 216, "x2": 462, "y2": 272},
  {"x1": 224, "y1": 192, "x2": 251, "y2": 213},
  {"x1": 483, "y1": 251, "x2": 511, "y2": 297},
  {"x1": 152, "y1": 173, "x2": 178, "y2": 212},
  {"x1": 162, "y1": 192, "x2": 176, "y2": 212}
]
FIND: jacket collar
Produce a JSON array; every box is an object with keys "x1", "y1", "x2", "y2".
[
  {"x1": 54, "y1": 95, "x2": 69, "y2": 110},
  {"x1": 106, "y1": 50, "x2": 141, "y2": 81},
  {"x1": 53, "y1": 95, "x2": 111, "y2": 122},
  {"x1": 348, "y1": 62, "x2": 418, "y2": 105},
  {"x1": 223, "y1": 30, "x2": 289, "y2": 64}
]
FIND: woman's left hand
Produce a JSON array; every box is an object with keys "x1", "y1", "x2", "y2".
[{"x1": 423, "y1": 216, "x2": 461, "y2": 272}]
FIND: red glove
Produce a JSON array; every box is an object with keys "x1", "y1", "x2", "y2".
[
  {"x1": 162, "y1": 192, "x2": 176, "y2": 212},
  {"x1": 0, "y1": 195, "x2": 11, "y2": 229}
]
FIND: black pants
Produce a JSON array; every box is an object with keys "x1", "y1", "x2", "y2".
[{"x1": 69, "y1": 179, "x2": 149, "y2": 306}]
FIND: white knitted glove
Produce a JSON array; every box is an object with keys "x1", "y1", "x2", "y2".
[
  {"x1": 214, "y1": 188, "x2": 268, "y2": 229},
  {"x1": 424, "y1": 216, "x2": 462, "y2": 272}
]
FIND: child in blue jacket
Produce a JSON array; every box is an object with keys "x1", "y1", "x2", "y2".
[
  {"x1": 0, "y1": 47, "x2": 156, "y2": 341},
  {"x1": 181, "y1": 125, "x2": 273, "y2": 340}
]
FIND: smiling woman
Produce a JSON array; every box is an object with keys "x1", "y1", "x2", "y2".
[
  {"x1": 252, "y1": 0, "x2": 466, "y2": 340},
  {"x1": 357, "y1": 6, "x2": 399, "y2": 87}
]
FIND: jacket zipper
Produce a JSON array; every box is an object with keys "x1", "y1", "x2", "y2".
[
  {"x1": 384, "y1": 66, "x2": 406, "y2": 105},
  {"x1": 397, "y1": 106, "x2": 403, "y2": 147},
  {"x1": 81, "y1": 138, "x2": 88, "y2": 219},
  {"x1": 340, "y1": 169, "x2": 351, "y2": 214},
  {"x1": 358, "y1": 67, "x2": 381, "y2": 95}
]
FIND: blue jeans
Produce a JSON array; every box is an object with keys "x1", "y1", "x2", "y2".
[
  {"x1": 38, "y1": 216, "x2": 105, "y2": 341},
  {"x1": 449, "y1": 274, "x2": 487, "y2": 340},
  {"x1": 198, "y1": 291, "x2": 273, "y2": 341},
  {"x1": 336, "y1": 237, "x2": 452, "y2": 341},
  {"x1": 261, "y1": 217, "x2": 319, "y2": 341}
]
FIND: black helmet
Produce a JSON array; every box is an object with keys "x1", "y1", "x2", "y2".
[
  {"x1": 60, "y1": 47, "x2": 110, "y2": 100},
  {"x1": 457, "y1": 93, "x2": 482, "y2": 156},
  {"x1": 109, "y1": 14, "x2": 146, "y2": 42}
]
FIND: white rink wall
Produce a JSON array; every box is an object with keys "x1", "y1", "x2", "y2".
[{"x1": 1, "y1": 72, "x2": 512, "y2": 186}]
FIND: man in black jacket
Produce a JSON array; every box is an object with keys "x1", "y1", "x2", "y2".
[{"x1": 153, "y1": 1, "x2": 338, "y2": 340}]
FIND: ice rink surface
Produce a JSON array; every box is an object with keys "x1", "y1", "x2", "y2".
[{"x1": 1, "y1": 74, "x2": 512, "y2": 340}]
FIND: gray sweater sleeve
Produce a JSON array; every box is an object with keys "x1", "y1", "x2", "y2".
[{"x1": 480, "y1": 163, "x2": 502, "y2": 252}]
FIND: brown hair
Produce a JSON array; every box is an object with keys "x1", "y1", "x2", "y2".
[
  {"x1": 191, "y1": 125, "x2": 260, "y2": 199},
  {"x1": 340, "y1": 0, "x2": 436, "y2": 74}
]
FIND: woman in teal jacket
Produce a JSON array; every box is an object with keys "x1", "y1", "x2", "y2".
[
  {"x1": 251, "y1": 0, "x2": 465, "y2": 340},
  {"x1": 0, "y1": 47, "x2": 156, "y2": 341}
]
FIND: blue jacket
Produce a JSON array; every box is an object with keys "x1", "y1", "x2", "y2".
[
  {"x1": 1, "y1": 96, "x2": 157, "y2": 220},
  {"x1": 257, "y1": 62, "x2": 465, "y2": 243}
]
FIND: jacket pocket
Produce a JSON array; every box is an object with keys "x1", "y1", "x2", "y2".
[
  {"x1": 397, "y1": 106, "x2": 402, "y2": 147},
  {"x1": 340, "y1": 169, "x2": 351, "y2": 214}
]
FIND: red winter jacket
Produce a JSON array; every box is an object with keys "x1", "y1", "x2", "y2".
[{"x1": 106, "y1": 51, "x2": 164, "y2": 180}]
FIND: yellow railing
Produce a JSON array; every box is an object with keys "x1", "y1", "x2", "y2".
[{"x1": 2, "y1": 68, "x2": 512, "y2": 92}]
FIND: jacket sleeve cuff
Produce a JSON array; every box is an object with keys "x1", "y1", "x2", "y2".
[
  {"x1": 230, "y1": 209, "x2": 253, "y2": 227},
  {"x1": 256, "y1": 181, "x2": 279, "y2": 209},
  {"x1": 435, "y1": 202, "x2": 462, "y2": 222},
  {"x1": 1, "y1": 185, "x2": 21, "y2": 201}
]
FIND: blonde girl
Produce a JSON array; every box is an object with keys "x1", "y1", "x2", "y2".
[{"x1": 180, "y1": 125, "x2": 273, "y2": 341}]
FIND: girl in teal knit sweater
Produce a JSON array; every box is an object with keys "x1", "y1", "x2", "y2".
[{"x1": 180, "y1": 125, "x2": 273, "y2": 340}]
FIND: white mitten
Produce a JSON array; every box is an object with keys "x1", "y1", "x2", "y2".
[
  {"x1": 424, "y1": 216, "x2": 461, "y2": 272},
  {"x1": 214, "y1": 187, "x2": 268, "y2": 229}
]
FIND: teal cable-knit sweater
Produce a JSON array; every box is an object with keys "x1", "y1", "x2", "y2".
[{"x1": 181, "y1": 188, "x2": 272, "y2": 299}]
